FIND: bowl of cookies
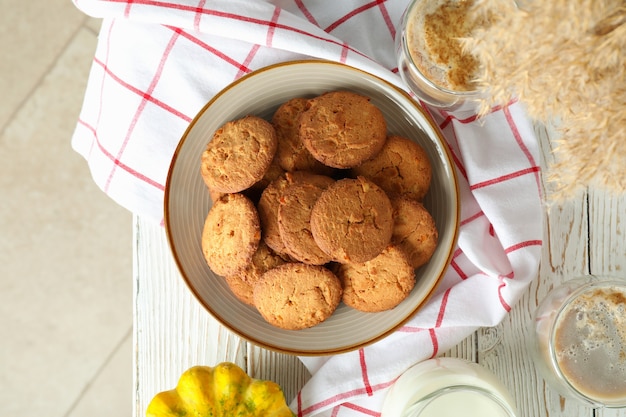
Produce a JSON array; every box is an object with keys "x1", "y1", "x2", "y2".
[{"x1": 165, "y1": 60, "x2": 459, "y2": 355}]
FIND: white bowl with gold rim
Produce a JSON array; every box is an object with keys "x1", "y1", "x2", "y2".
[{"x1": 164, "y1": 60, "x2": 459, "y2": 355}]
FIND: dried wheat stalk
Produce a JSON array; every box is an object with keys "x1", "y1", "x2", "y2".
[{"x1": 463, "y1": 0, "x2": 625, "y2": 200}]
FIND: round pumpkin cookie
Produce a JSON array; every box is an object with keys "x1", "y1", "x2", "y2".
[
  {"x1": 200, "y1": 115, "x2": 278, "y2": 193},
  {"x1": 271, "y1": 97, "x2": 334, "y2": 176},
  {"x1": 351, "y1": 135, "x2": 432, "y2": 201},
  {"x1": 258, "y1": 171, "x2": 337, "y2": 257},
  {"x1": 277, "y1": 177, "x2": 335, "y2": 265},
  {"x1": 391, "y1": 197, "x2": 439, "y2": 269},
  {"x1": 223, "y1": 241, "x2": 286, "y2": 306},
  {"x1": 299, "y1": 91, "x2": 387, "y2": 169},
  {"x1": 201, "y1": 193, "x2": 261, "y2": 277},
  {"x1": 253, "y1": 263, "x2": 342, "y2": 330},
  {"x1": 336, "y1": 245, "x2": 415, "y2": 312},
  {"x1": 310, "y1": 176, "x2": 394, "y2": 264}
]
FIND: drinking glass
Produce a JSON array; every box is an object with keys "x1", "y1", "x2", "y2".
[
  {"x1": 381, "y1": 357, "x2": 518, "y2": 417},
  {"x1": 529, "y1": 276, "x2": 626, "y2": 408},
  {"x1": 395, "y1": 0, "x2": 484, "y2": 110}
]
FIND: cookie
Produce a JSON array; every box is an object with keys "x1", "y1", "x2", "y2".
[
  {"x1": 257, "y1": 174, "x2": 293, "y2": 256},
  {"x1": 207, "y1": 187, "x2": 225, "y2": 203},
  {"x1": 351, "y1": 135, "x2": 432, "y2": 201},
  {"x1": 246, "y1": 155, "x2": 285, "y2": 203},
  {"x1": 278, "y1": 177, "x2": 335, "y2": 265},
  {"x1": 257, "y1": 171, "x2": 336, "y2": 257},
  {"x1": 223, "y1": 242, "x2": 286, "y2": 306},
  {"x1": 208, "y1": 155, "x2": 285, "y2": 205},
  {"x1": 391, "y1": 197, "x2": 439, "y2": 269},
  {"x1": 337, "y1": 245, "x2": 415, "y2": 312},
  {"x1": 253, "y1": 263, "x2": 342, "y2": 330},
  {"x1": 272, "y1": 98, "x2": 334, "y2": 176},
  {"x1": 300, "y1": 91, "x2": 387, "y2": 169},
  {"x1": 201, "y1": 193, "x2": 261, "y2": 277},
  {"x1": 310, "y1": 176, "x2": 393, "y2": 263},
  {"x1": 200, "y1": 115, "x2": 278, "y2": 193}
]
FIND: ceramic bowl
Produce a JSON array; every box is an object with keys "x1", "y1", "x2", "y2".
[{"x1": 164, "y1": 60, "x2": 459, "y2": 355}]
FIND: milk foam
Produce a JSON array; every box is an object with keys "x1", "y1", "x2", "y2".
[
  {"x1": 554, "y1": 285, "x2": 626, "y2": 402},
  {"x1": 406, "y1": 1, "x2": 448, "y2": 86},
  {"x1": 405, "y1": 0, "x2": 482, "y2": 91}
]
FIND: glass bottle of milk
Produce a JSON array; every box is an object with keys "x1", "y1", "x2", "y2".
[{"x1": 381, "y1": 357, "x2": 518, "y2": 417}]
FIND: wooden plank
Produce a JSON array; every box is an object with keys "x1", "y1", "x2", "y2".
[
  {"x1": 133, "y1": 216, "x2": 310, "y2": 414},
  {"x1": 588, "y1": 189, "x2": 626, "y2": 417},
  {"x1": 245, "y1": 345, "x2": 310, "y2": 404},
  {"x1": 443, "y1": 332, "x2": 477, "y2": 362},
  {"x1": 477, "y1": 121, "x2": 592, "y2": 417},
  {"x1": 133, "y1": 217, "x2": 247, "y2": 416},
  {"x1": 588, "y1": 189, "x2": 626, "y2": 276},
  {"x1": 478, "y1": 191, "x2": 593, "y2": 417},
  {"x1": 133, "y1": 117, "x2": 625, "y2": 417},
  {"x1": 475, "y1": 121, "x2": 626, "y2": 417}
]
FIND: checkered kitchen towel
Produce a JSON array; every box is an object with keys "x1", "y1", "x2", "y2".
[{"x1": 71, "y1": 1, "x2": 542, "y2": 416}]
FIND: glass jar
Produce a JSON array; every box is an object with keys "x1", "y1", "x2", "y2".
[
  {"x1": 395, "y1": 0, "x2": 485, "y2": 110},
  {"x1": 529, "y1": 276, "x2": 626, "y2": 408},
  {"x1": 381, "y1": 357, "x2": 518, "y2": 417}
]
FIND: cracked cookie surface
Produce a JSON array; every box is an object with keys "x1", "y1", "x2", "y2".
[
  {"x1": 299, "y1": 91, "x2": 387, "y2": 168},
  {"x1": 258, "y1": 171, "x2": 334, "y2": 258},
  {"x1": 310, "y1": 176, "x2": 393, "y2": 263},
  {"x1": 201, "y1": 193, "x2": 261, "y2": 277},
  {"x1": 391, "y1": 197, "x2": 439, "y2": 269},
  {"x1": 253, "y1": 263, "x2": 342, "y2": 330},
  {"x1": 337, "y1": 245, "x2": 415, "y2": 312},
  {"x1": 351, "y1": 134, "x2": 432, "y2": 200},
  {"x1": 200, "y1": 115, "x2": 277, "y2": 193},
  {"x1": 223, "y1": 241, "x2": 286, "y2": 306},
  {"x1": 277, "y1": 177, "x2": 335, "y2": 265},
  {"x1": 272, "y1": 97, "x2": 334, "y2": 176}
]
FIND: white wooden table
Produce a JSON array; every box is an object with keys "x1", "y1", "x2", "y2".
[{"x1": 132, "y1": 122, "x2": 626, "y2": 417}]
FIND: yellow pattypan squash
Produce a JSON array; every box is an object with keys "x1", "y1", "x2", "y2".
[{"x1": 146, "y1": 362, "x2": 296, "y2": 417}]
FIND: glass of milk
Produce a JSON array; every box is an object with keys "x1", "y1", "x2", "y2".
[
  {"x1": 530, "y1": 276, "x2": 626, "y2": 408},
  {"x1": 395, "y1": 0, "x2": 487, "y2": 110},
  {"x1": 381, "y1": 357, "x2": 518, "y2": 417}
]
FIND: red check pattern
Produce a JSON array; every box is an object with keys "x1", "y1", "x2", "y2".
[
  {"x1": 295, "y1": 102, "x2": 542, "y2": 416},
  {"x1": 71, "y1": 1, "x2": 543, "y2": 416}
]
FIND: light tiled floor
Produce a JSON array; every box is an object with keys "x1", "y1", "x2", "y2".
[{"x1": 1, "y1": 2, "x2": 132, "y2": 416}]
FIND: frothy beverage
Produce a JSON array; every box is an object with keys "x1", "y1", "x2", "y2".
[
  {"x1": 553, "y1": 285, "x2": 626, "y2": 403},
  {"x1": 405, "y1": 0, "x2": 490, "y2": 92},
  {"x1": 532, "y1": 279, "x2": 626, "y2": 408}
]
